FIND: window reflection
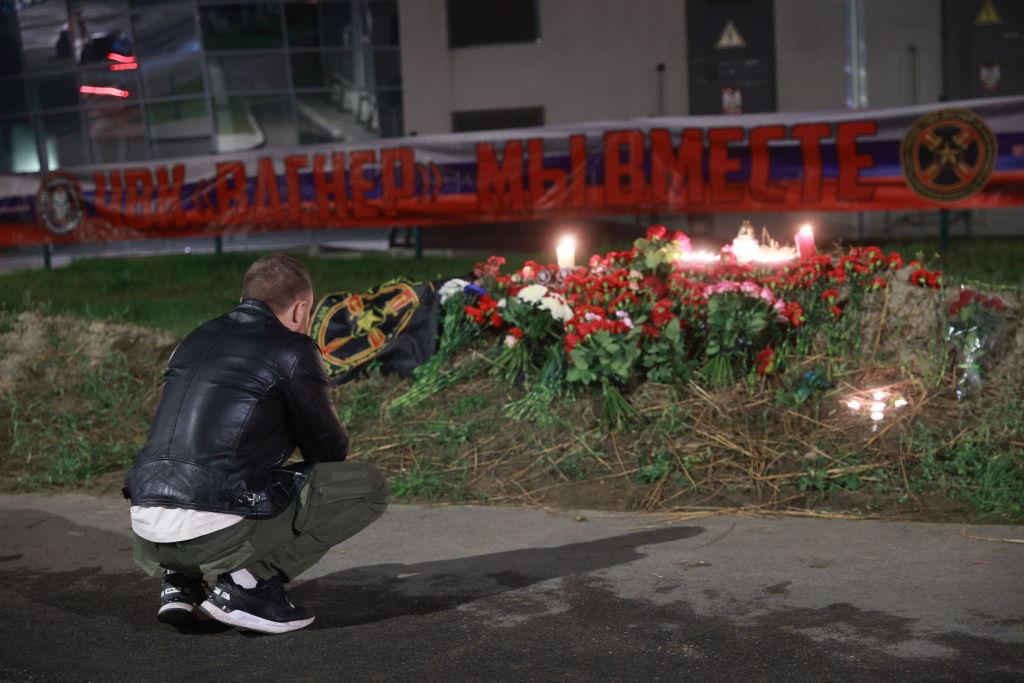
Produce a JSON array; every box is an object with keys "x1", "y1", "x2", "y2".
[
  {"x1": 1, "y1": 0, "x2": 402, "y2": 171},
  {"x1": 214, "y1": 95, "x2": 296, "y2": 152},
  {"x1": 201, "y1": 4, "x2": 283, "y2": 50},
  {"x1": 0, "y1": 118, "x2": 40, "y2": 174},
  {"x1": 37, "y1": 111, "x2": 89, "y2": 169},
  {"x1": 207, "y1": 53, "x2": 290, "y2": 94},
  {"x1": 142, "y1": 55, "x2": 205, "y2": 98},
  {"x1": 133, "y1": 9, "x2": 200, "y2": 58},
  {"x1": 0, "y1": 78, "x2": 29, "y2": 116},
  {"x1": 86, "y1": 104, "x2": 148, "y2": 163},
  {"x1": 29, "y1": 73, "x2": 79, "y2": 110},
  {"x1": 368, "y1": 1, "x2": 399, "y2": 47},
  {"x1": 147, "y1": 98, "x2": 213, "y2": 159},
  {"x1": 291, "y1": 50, "x2": 353, "y2": 89},
  {"x1": 285, "y1": 1, "x2": 353, "y2": 48},
  {"x1": 79, "y1": 64, "x2": 139, "y2": 103},
  {"x1": 0, "y1": 4, "x2": 23, "y2": 77}
]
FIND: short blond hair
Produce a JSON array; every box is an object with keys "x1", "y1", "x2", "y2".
[{"x1": 241, "y1": 254, "x2": 313, "y2": 314}]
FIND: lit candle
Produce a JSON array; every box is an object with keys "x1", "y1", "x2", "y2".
[
  {"x1": 795, "y1": 223, "x2": 816, "y2": 258},
  {"x1": 731, "y1": 220, "x2": 759, "y2": 263},
  {"x1": 556, "y1": 235, "x2": 576, "y2": 269}
]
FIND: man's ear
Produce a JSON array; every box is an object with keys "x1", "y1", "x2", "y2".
[{"x1": 291, "y1": 299, "x2": 306, "y2": 326}]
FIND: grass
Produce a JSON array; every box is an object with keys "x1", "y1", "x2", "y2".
[
  {"x1": 0, "y1": 251, "x2": 498, "y2": 337},
  {"x1": 1, "y1": 238, "x2": 1022, "y2": 518},
  {"x1": 2, "y1": 238, "x2": 1019, "y2": 339},
  {"x1": 3, "y1": 348, "x2": 155, "y2": 488},
  {"x1": 853, "y1": 238, "x2": 1024, "y2": 289}
]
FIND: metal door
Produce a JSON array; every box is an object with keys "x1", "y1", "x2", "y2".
[
  {"x1": 943, "y1": 0, "x2": 1024, "y2": 99},
  {"x1": 687, "y1": 0, "x2": 777, "y2": 115}
]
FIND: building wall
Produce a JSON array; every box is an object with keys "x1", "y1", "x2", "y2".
[
  {"x1": 399, "y1": 0, "x2": 688, "y2": 134},
  {"x1": 864, "y1": 0, "x2": 943, "y2": 107},
  {"x1": 401, "y1": 0, "x2": 949, "y2": 132},
  {"x1": 774, "y1": 0, "x2": 848, "y2": 112}
]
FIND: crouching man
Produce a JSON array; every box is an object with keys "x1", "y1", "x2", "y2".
[{"x1": 122, "y1": 254, "x2": 388, "y2": 634}]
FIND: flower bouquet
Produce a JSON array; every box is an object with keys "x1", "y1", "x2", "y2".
[{"x1": 947, "y1": 288, "x2": 1007, "y2": 400}]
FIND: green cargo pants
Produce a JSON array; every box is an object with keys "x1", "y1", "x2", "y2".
[{"x1": 132, "y1": 461, "x2": 388, "y2": 582}]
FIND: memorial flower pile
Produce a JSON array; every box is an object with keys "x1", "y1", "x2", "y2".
[
  {"x1": 398, "y1": 225, "x2": 934, "y2": 425},
  {"x1": 946, "y1": 287, "x2": 1008, "y2": 400}
]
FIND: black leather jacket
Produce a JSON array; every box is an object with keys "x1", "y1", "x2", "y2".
[{"x1": 123, "y1": 298, "x2": 348, "y2": 517}]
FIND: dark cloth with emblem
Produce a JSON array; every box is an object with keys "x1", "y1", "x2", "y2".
[
  {"x1": 122, "y1": 298, "x2": 349, "y2": 518},
  {"x1": 311, "y1": 278, "x2": 440, "y2": 384}
]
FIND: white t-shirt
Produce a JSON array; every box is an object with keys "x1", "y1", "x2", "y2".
[{"x1": 131, "y1": 505, "x2": 244, "y2": 543}]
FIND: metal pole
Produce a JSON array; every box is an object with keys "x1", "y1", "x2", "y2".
[
  {"x1": 414, "y1": 227, "x2": 423, "y2": 260},
  {"x1": 656, "y1": 63, "x2": 666, "y2": 116},
  {"x1": 845, "y1": 0, "x2": 868, "y2": 241},
  {"x1": 939, "y1": 209, "x2": 950, "y2": 253},
  {"x1": 215, "y1": 235, "x2": 224, "y2": 254},
  {"x1": 844, "y1": 0, "x2": 868, "y2": 110},
  {"x1": 43, "y1": 244, "x2": 53, "y2": 270}
]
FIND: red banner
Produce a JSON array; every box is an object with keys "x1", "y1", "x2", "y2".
[{"x1": 2, "y1": 96, "x2": 1023, "y2": 248}]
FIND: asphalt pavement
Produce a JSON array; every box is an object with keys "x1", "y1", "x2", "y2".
[{"x1": 0, "y1": 492, "x2": 1021, "y2": 682}]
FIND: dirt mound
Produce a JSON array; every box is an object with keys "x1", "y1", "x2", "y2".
[
  {"x1": 0, "y1": 310, "x2": 177, "y2": 488},
  {"x1": 0, "y1": 311, "x2": 176, "y2": 395},
  {"x1": 861, "y1": 271, "x2": 1023, "y2": 384}
]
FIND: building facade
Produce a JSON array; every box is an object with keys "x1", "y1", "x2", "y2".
[
  {"x1": 1, "y1": 0, "x2": 1021, "y2": 239},
  {"x1": 0, "y1": 0, "x2": 402, "y2": 175},
  {"x1": 401, "y1": 0, "x2": 1022, "y2": 134}
]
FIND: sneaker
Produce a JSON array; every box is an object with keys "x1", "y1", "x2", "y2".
[
  {"x1": 157, "y1": 572, "x2": 208, "y2": 627},
  {"x1": 200, "y1": 574, "x2": 314, "y2": 634}
]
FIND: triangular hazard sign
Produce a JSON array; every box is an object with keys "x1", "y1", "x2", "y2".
[
  {"x1": 975, "y1": 0, "x2": 1002, "y2": 25},
  {"x1": 716, "y1": 20, "x2": 746, "y2": 49}
]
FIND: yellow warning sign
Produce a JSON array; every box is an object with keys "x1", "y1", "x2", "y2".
[
  {"x1": 975, "y1": 0, "x2": 1003, "y2": 25},
  {"x1": 715, "y1": 20, "x2": 746, "y2": 49}
]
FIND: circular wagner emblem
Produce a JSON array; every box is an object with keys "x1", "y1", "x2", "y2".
[
  {"x1": 900, "y1": 108, "x2": 996, "y2": 203},
  {"x1": 36, "y1": 172, "x2": 84, "y2": 235}
]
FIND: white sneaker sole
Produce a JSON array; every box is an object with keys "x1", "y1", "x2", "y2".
[
  {"x1": 159, "y1": 601, "x2": 194, "y2": 615},
  {"x1": 199, "y1": 600, "x2": 315, "y2": 634}
]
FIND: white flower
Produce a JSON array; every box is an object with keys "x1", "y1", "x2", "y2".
[
  {"x1": 503, "y1": 334, "x2": 519, "y2": 348},
  {"x1": 539, "y1": 295, "x2": 573, "y2": 322},
  {"x1": 628, "y1": 269, "x2": 642, "y2": 280},
  {"x1": 516, "y1": 284, "x2": 548, "y2": 304},
  {"x1": 497, "y1": 298, "x2": 507, "y2": 308},
  {"x1": 439, "y1": 278, "x2": 470, "y2": 304},
  {"x1": 614, "y1": 309, "x2": 635, "y2": 329}
]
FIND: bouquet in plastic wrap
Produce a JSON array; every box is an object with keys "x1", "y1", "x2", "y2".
[{"x1": 947, "y1": 288, "x2": 1007, "y2": 400}]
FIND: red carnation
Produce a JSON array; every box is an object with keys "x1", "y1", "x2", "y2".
[
  {"x1": 646, "y1": 225, "x2": 668, "y2": 241},
  {"x1": 650, "y1": 298, "x2": 676, "y2": 327},
  {"x1": 821, "y1": 289, "x2": 840, "y2": 303},
  {"x1": 508, "y1": 327, "x2": 524, "y2": 339},
  {"x1": 783, "y1": 302, "x2": 805, "y2": 327},
  {"x1": 870, "y1": 277, "x2": 887, "y2": 290},
  {"x1": 564, "y1": 333, "x2": 580, "y2": 353},
  {"x1": 756, "y1": 347, "x2": 775, "y2": 376},
  {"x1": 830, "y1": 305, "x2": 843, "y2": 319},
  {"x1": 641, "y1": 276, "x2": 669, "y2": 298}
]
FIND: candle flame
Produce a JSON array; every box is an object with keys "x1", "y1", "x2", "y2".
[{"x1": 799, "y1": 223, "x2": 814, "y2": 236}]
